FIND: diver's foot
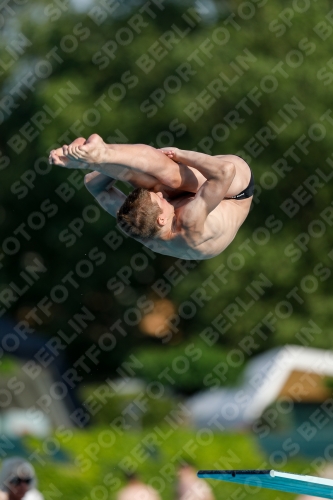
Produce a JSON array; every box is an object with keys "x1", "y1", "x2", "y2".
[
  {"x1": 63, "y1": 134, "x2": 109, "y2": 165},
  {"x1": 49, "y1": 137, "x2": 87, "y2": 168}
]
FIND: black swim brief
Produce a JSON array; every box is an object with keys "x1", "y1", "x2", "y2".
[{"x1": 229, "y1": 168, "x2": 254, "y2": 200}]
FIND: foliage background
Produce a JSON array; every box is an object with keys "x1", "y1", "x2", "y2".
[
  {"x1": 1, "y1": 0, "x2": 333, "y2": 497},
  {"x1": 2, "y1": 0, "x2": 332, "y2": 387}
]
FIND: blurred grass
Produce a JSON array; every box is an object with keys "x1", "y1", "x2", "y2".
[{"x1": 23, "y1": 427, "x2": 315, "y2": 500}]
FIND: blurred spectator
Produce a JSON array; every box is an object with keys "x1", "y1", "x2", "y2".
[
  {"x1": 116, "y1": 472, "x2": 161, "y2": 500},
  {"x1": 0, "y1": 458, "x2": 40, "y2": 500},
  {"x1": 176, "y1": 463, "x2": 215, "y2": 500}
]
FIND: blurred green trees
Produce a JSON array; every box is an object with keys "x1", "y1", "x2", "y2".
[{"x1": 1, "y1": 0, "x2": 333, "y2": 389}]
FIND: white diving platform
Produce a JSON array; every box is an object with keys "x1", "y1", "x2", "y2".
[{"x1": 197, "y1": 470, "x2": 333, "y2": 498}]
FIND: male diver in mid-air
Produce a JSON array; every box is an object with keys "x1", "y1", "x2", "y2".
[{"x1": 49, "y1": 134, "x2": 254, "y2": 260}]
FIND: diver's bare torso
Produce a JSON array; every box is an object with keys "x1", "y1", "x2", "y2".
[
  {"x1": 138, "y1": 195, "x2": 252, "y2": 260},
  {"x1": 136, "y1": 155, "x2": 253, "y2": 260}
]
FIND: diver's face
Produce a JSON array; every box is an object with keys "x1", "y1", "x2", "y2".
[{"x1": 150, "y1": 191, "x2": 175, "y2": 221}]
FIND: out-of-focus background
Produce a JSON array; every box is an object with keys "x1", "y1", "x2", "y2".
[{"x1": 1, "y1": 0, "x2": 333, "y2": 498}]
